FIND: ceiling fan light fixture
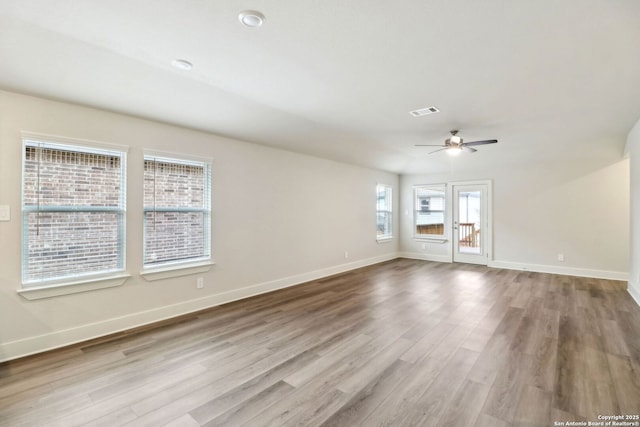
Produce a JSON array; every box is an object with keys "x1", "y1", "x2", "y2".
[
  {"x1": 416, "y1": 130, "x2": 497, "y2": 155},
  {"x1": 239, "y1": 10, "x2": 265, "y2": 27}
]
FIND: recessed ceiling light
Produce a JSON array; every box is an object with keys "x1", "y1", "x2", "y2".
[
  {"x1": 171, "y1": 59, "x2": 193, "y2": 71},
  {"x1": 239, "y1": 10, "x2": 265, "y2": 27}
]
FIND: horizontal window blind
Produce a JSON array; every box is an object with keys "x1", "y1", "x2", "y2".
[
  {"x1": 143, "y1": 156, "x2": 211, "y2": 267},
  {"x1": 22, "y1": 140, "x2": 126, "y2": 285}
]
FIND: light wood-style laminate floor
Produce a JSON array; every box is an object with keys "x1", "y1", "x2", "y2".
[{"x1": 1, "y1": 259, "x2": 640, "y2": 426}]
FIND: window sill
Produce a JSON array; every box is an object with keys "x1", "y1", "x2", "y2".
[
  {"x1": 414, "y1": 237, "x2": 449, "y2": 243},
  {"x1": 140, "y1": 261, "x2": 214, "y2": 282},
  {"x1": 376, "y1": 237, "x2": 393, "y2": 243},
  {"x1": 18, "y1": 274, "x2": 130, "y2": 300}
]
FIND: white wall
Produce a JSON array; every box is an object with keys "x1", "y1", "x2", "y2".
[
  {"x1": 0, "y1": 90, "x2": 399, "y2": 362},
  {"x1": 400, "y1": 152, "x2": 629, "y2": 280},
  {"x1": 625, "y1": 118, "x2": 640, "y2": 305}
]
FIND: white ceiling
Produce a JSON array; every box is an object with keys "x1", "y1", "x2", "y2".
[{"x1": 1, "y1": 0, "x2": 639, "y2": 174}]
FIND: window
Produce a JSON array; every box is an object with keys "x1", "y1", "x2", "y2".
[
  {"x1": 143, "y1": 155, "x2": 211, "y2": 269},
  {"x1": 376, "y1": 184, "x2": 393, "y2": 240},
  {"x1": 414, "y1": 184, "x2": 446, "y2": 237},
  {"x1": 22, "y1": 139, "x2": 126, "y2": 286}
]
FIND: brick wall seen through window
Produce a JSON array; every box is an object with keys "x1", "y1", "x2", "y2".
[
  {"x1": 22, "y1": 141, "x2": 126, "y2": 285},
  {"x1": 143, "y1": 156, "x2": 211, "y2": 267}
]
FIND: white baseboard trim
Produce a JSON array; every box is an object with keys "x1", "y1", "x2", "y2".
[
  {"x1": 628, "y1": 281, "x2": 640, "y2": 307},
  {"x1": 0, "y1": 254, "x2": 398, "y2": 363},
  {"x1": 488, "y1": 260, "x2": 629, "y2": 281},
  {"x1": 398, "y1": 252, "x2": 452, "y2": 263},
  {"x1": 3, "y1": 254, "x2": 633, "y2": 362}
]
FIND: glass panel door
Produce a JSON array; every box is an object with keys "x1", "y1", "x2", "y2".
[
  {"x1": 457, "y1": 190, "x2": 481, "y2": 254},
  {"x1": 453, "y1": 184, "x2": 488, "y2": 265}
]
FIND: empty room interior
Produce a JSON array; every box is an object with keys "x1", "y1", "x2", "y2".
[{"x1": 1, "y1": 1, "x2": 640, "y2": 426}]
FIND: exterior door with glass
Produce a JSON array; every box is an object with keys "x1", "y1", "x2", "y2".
[{"x1": 453, "y1": 184, "x2": 489, "y2": 265}]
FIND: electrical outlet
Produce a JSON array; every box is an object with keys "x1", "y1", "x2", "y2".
[
  {"x1": 344, "y1": 251, "x2": 349, "y2": 259},
  {"x1": 421, "y1": 243, "x2": 427, "y2": 250},
  {"x1": 557, "y1": 253, "x2": 565, "y2": 262},
  {"x1": 196, "y1": 277, "x2": 204, "y2": 289},
  {"x1": 0, "y1": 205, "x2": 10, "y2": 221}
]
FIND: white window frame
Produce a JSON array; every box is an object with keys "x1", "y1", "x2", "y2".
[
  {"x1": 141, "y1": 152, "x2": 213, "y2": 279},
  {"x1": 376, "y1": 184, "x2": 393, "y2": 242},
  {"x1": 19, "y1": 133, "x2": 129, "y2": 299},
  {"x1": 413, "y1": 184, "x2": 448, "y2": 241}
]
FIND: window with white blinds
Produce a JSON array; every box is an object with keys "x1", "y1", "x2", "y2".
[
  {"x1": 22, "y1": 139, "x2": 127, "y2": 286},
  {"x1": 143, "y1": 155, "x2": 211, "y2": 268}
]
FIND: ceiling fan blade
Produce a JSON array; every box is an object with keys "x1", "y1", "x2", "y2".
[
  {"x1": 415, "y1": 144, "x2": 446, "y2": 147},
  {"x1": 463, "y1": 139, "x2": 498, "y2": 147},
  {"x1": 462, "y1": 146, "x2": 478, "y2": 153},
  {"x1": 428, "y1": 147, "x2": 448, "y2": 154}
]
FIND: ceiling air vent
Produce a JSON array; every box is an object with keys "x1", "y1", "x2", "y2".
[{"x1": 409, "y1": 106, "x2": 440, "y2": 117}]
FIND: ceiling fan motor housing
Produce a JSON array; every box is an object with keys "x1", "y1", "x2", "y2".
[{"x1": 446, "y1": 135, "x2": 463, "y2": 147}]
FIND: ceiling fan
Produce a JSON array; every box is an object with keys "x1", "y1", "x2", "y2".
[{"x1": 416, "y1": 130, "x2": 498, "y2": 155}]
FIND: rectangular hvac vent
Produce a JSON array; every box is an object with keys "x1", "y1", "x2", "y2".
[{"x1": 409, "y1": 106, "x2": 440, "y2": 117}]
